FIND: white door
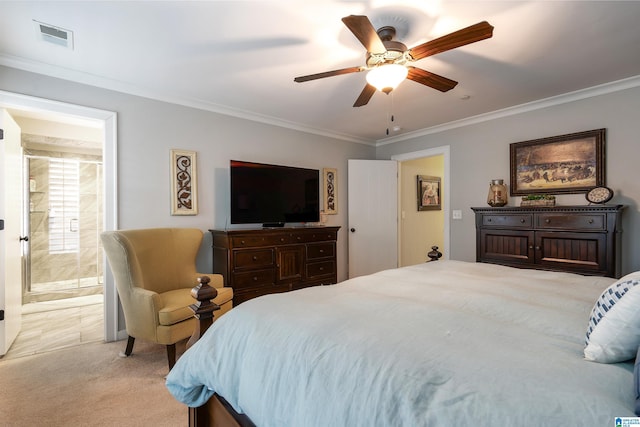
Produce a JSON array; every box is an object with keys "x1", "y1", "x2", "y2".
[
  {"x1": 0, "y1": 109, "x2": 23, "y2": 355},
  {"x1": 347, "y1": 159, "x2": 398, "y2": 278}
]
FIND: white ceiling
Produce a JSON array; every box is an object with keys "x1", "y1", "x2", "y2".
[{"x1": 1, "y1": 1, "x2": 639, "y2": 145}]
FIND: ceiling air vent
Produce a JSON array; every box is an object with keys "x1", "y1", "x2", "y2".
[{"x1": 33, "y1": 20, "x2": 74, "y2": 50}]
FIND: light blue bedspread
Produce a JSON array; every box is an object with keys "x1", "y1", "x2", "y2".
[{"x1": 166, "y1": 260, "x2": 635, "y2": 426}]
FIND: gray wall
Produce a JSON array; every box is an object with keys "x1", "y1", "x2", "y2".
[
  {"x1": 3, "y1": 65, "x2": 639, "y2": 277},
  {"x1": 377, "y1": 84, "x2": 640, "y2": 275},
  {"x1": 0, "y1": 65, "x2": 375, "y2": 281}
]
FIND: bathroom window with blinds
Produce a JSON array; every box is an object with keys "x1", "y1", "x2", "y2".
[{"x1": 49, "y1": 159, "x2": 80, "y2": 253}]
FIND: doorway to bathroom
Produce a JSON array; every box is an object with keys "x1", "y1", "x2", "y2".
[
  {"x1": 6, "y1": 110, "x2": 106, "y2": 359},
  {"x1": 1, "y1": 90, "x2": 118, "y2": 360}
]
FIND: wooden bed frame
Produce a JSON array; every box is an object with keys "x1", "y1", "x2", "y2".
[
  {"x1": 185, "y1": 249, "x2": 444, "y2": 427},
  {"x1": 186, "y1": 276, "x2": 256, "y2": 427}
]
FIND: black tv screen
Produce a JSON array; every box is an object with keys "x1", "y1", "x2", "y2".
[{"x1": 230, "y1": 160, "x2": 320, "y2": 227}]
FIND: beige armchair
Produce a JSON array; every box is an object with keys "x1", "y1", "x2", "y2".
[{"x1": 100, "y1": 228, "x2": 233, "y2": 369}]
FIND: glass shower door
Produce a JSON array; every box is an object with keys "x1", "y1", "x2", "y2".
[{"x1": 25, "y1": 156, "x2": 103, "y2": 303}]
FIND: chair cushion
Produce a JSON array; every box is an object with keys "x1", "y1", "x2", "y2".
[
  {"x1": 158, "y1": 287, "x2": 234, "y2": 326},
  {"x1": 212, "y1": 286, "x2": 233, "y2": 307}
]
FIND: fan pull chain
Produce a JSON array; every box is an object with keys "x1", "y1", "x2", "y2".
[{"x1": 386, "y1": 92, "x2": 396, "y2": 136}]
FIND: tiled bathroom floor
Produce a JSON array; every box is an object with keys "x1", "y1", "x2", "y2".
[{"x1": 1, "y1": 295, "x2": 104, "y2": 361}]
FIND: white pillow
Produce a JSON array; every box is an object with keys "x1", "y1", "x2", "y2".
[{"x1": 584, "y1": 272, "x2": 640, "y2": 363}]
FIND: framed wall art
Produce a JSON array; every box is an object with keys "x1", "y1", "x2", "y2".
[
  {"x1": 170, "y1": 149, "x2": 198, "y2": 215},
  {"x1": 323, "y1": 168, "x2": 337, "y2": 215},
  {"x1": 417, "y1": 175, "x2": 441, "y2": 211},
  {"x1": 509, "y1": 128, "x2": 606, "y2": 196}
]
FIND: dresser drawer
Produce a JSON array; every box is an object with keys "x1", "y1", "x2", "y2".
[
  {"x1": 295, "y1": 230, "x2": 339, "y2": 243},
  {"x1": 306, "y1": 242, "x2": 335, "y2": 260},
  {"x1": 306, "y1": 260, "x2": 336, "y2": 280},
  {"x1": 231, "y1": 234, "x2": 295, "y2": 247},
  {"x1": 233, "y1": 249, "x2": 274, "y2": 269},
  {"x1": 233, "y1": 285, "x2": 291, "y2": 305},
  {"x1": 232, "y1": 268, "x2": 276, "y2": 289},
  {"x1": 482, "y1": 214, "x2": 532, "y2": 228},
  {"x1": 535, "y1": 213, "x2": 605, "y2": 230}
]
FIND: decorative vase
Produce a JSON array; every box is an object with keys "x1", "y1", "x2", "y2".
[{"x1": 487, "y1": 179, "x2": 508, "y2": 207}]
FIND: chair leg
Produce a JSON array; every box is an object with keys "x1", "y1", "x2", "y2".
[
  {"x1": 119, "y1": 336, "x2": 135, "y2": 358},
  {"x1": 166, "y1": 344, "x2": 176, "y2": 370},
  {"x1": 125, "y1": 336, "x2": 135, "y2": 356}
]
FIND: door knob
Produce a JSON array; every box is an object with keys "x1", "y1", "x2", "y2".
[
  {"x1": 350, "y1": 228, "x2": 356, "y2": 233},
  {"x1": 20, "y1": 236, "x2": 29, "y2": 241}
]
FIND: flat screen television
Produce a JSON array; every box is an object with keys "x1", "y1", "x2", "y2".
[{"x1": 230, "y1": 160, "x2": 320, "y2": 227}]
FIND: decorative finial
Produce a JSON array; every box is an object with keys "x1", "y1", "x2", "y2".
[{"x1": 427, "y1": 246, "x2": 442, "y2": 262}]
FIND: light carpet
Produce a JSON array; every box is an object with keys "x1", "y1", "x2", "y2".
[{"x1": 0, "y1": 339, "x2": 187, "y2": 426}]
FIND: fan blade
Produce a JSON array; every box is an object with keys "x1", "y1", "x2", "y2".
[
  {"x1": 294, "y1": 66, "x2": 364, "y2": 83},
  {"x1": 353, "y1": 84, "x2": 377, "y2": 107},
  {"x1": 342, "y1": 15, "x2": 387, "y2": 54},
  {"x1": 406, "y1": 67, "x2": 458, "y2": 92},
  {"x1": 408, "y1": 21, "x2": 494, "y2": 61}
]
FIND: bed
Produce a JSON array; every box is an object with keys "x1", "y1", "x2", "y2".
[{"x1": 166, "y1": 260, "x2": 640, "y2": 426}]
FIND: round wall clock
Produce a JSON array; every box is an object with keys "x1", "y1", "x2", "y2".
[{"x1": 585, "y1": 186, "x2": 614, "y2": 204}]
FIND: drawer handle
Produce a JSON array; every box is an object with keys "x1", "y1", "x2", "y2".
[
  {"x1": 253, "y1": 276, "x2": 258, "y2": 281},
  {"x1": 252, "y1": 256, "x2": 258, "y2": 261},
  {"x1": 319, "y1": 267, "x2": 324, "y2": 271},
  {"x1": 319, "y1": 249, "x2": 324, "y2": 253},
  {"x1": 240, "y1": 240, "x2": 246, "y2": 245},
  {"x1": 588, "y1": 219, "x2": 594, "y2": 224},
  {"x1": 529, "y1": 245, "x2": 534, "y2": 250},
  {"x1": 545, "y1": 219, "x2": 550, "y2": 224},
  {"x1": 487, "y1": 218, "x2": 492, "y2": 222},
  {"x1": 535, "y1": 246, "x2": 541, "y2": 250},
  {"x1": 280, "y1": 238, "x2": 285, "y2": 242},
  {"x1": 520, "y1": 219, "x2": 525, "y2": 223}
]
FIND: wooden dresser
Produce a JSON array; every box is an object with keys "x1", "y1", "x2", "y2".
[
  {"x1": 210, "y1": 226, "x2": 340, "y2": 305},
  {"x1": 471, "y1": 205, "x2": 624, "y2": 278}
]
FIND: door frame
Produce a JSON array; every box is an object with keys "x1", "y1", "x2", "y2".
[
  {"x1": 0, "y1": 90, "x2": 119, "y2": 342},
  {"x1": 391, "y1": 146, "x2": 450, "y2": 260}
]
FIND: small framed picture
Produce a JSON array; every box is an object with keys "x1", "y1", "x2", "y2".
[
  {"x1": 170, "y1": 149, "x2": 198, "y2": 215},
  {"x1": 417, "y1": 175, "x2": 441, "y2": 211},
  {"x1": 323, "y1": 168, "x2": 337, "y2": 215}
]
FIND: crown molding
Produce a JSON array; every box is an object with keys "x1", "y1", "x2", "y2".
[
  {"x1": 376, "y1": 75, "x2": 640, "y2": 146},
  {"x1": 3, "y1": 53, "x2": 637, "y2": 149}
]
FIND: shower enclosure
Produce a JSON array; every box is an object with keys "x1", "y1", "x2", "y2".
[{"x1": 25, "y1": 155, "x2": 103, "y2": 303}]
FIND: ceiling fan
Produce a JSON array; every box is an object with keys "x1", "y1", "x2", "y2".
[{"x1": 294, "y1": 15, "x2": 494, "y2": 107}]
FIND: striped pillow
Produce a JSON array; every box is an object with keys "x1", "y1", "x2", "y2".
[
  {"x1": 585, "y1": 273, "x2": 640, "y2": 363},
  {"x1": 635, "y1": 346, "x2": 640, "y2": 415}
]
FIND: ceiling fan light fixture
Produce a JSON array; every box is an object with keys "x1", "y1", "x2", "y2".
[{"x1": 366, "y1": 64, "x2": 408, "y2": 93}]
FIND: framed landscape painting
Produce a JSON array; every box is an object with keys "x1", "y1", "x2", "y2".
[{"x1": 509, "y1": 128, "x2": 605, "y2": 196}]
